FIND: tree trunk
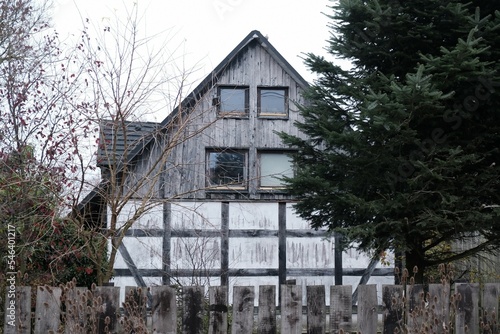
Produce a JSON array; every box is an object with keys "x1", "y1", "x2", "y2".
[{"x1": 405, "y1": 249, "x2": 426, "y2": 284}]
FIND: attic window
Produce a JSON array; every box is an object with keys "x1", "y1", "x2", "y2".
[
  {"x1": 258, "y1": 87, "x2": 288, "y2": 117},
  {"x1": 217, "y1": 86, "x2": 249, "y2": 116}
]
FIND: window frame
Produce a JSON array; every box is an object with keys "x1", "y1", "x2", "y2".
[
  {"x1": 216, "y1": 85, "x2": 250, "y2": 117},
  {"x1": 257, "y1": 87, "x2": 289, "y2": 118},
  {"x1": 258, "y1": 150, "x2": 295, "y2": 190},
  {"x1": 206, "y1": 148, "x2": 248, "y2": 190}
]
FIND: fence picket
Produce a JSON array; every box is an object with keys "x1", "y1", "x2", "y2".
[
  {"x1": 280, "y1": 284, "x2": 302, "y2": 334},
  {"x1": 4, "y1": 286, "x2": 31, "y2": 334},
  {"x1": 231, "y1": 286, "x2": 254, "y2": 334},
  {"x1": 306, "y1": 285, "x2": 325, "y2": 334},
  {"x1": 482, "y1": 283, "x2": 499, "y2": 334},
  {"x1": 257, "y1": 285, "x2": 276, "y2": 334},
  {"x1": 151, "y1": 286, "x2": 177, "y2": 334},
  {"x1": 209, "y1": 286, "x2": 228, "y2": 334},
  {"x1": 182, "y1": 286, "x2": 205, "y2": 334},
  {"x1": 34, "y1": 286, "x2": 61, "y2": 333},
  {"x1": 330, "y1": 285, "x2": 352, "y2": 334},
  {"x1": 456, "y1": 283, "x2": 480, "y2": 334},
  {"x1": 357, "y1": 284, "x2": 377, "y2": 334},
  {"x1": 382, "y1": 285, "x2": 403, "y2": 334}
]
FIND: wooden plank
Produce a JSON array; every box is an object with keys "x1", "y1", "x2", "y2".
[
  {"x1": 94, "y1": 286, "x2": 120, "y2": 334},
  {"x1": 455, "y1": 283, "x2": 480, "y2": 334},
  {"x1": 330, "y1": 285, "x2": 352, "y2": 334},
  {"x1": 231, "y1": 286, "x2": 255, "y2": 334},
  {"x1": 182, "y1": 286, "x2": 205, "y2": 334},
  {"x1": 209, "y1": 286, "x2": 228, "y2": 334},
  {"x1": 151, "y1": 286, "x2": 177, "y2": 334},
  {"x1": 382, "y1": 285, "x2": 403, "y2": 334},
  {"x1": 278, "y1": 202, "x2": 286, "y2": 288},
  {"x1": 306, "y1": 285, "x2": 326, "y2": 334},
  {"x1": 406, "y1": 284, "x2": 425, "y2": 331},
  {"x1": 280, "y1": 284, "x2": 302, "y2": 334},
  {"x1": 481, "y1": 283, "x2": 499, "y2": 334},
  {"x1": 357, "y1": 284, "x2": 377, "y2": 334},
  {"x1": 4, "y1": 286, "x2": 31, "y2": 334},
  {"x1": 428, "y1": 283, "x2": 450, "y2": 334},
  {"x1": 258, "y1": 285, "x2": 276, "y2": 334},
  {"x1": 34, "y1": 286, "x2": 62, "y2": 333},
  {"x1": 221, "y1": 202, "x2": 229, "y2": 287},
  {"x1": 64, "y1": 286, "x2": 88, "y2": 334},
  {"x1": 123, "y1": 286, "x2": 148, "y2": 332}
]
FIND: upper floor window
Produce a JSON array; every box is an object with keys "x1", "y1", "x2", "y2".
[
  {"x1": 207, "y1": 149, "x2": 247, "y2": 189},
  {"x1": 258, "y1": 87, "x2": 288, "y2": 117},
  {"x1": 259, "y1": 151, "x2": 294, "y2": 188},
  {"x1": 217, "y1": 86, "x2": 249, "y2": 116}
]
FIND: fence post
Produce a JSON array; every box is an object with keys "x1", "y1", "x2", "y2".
[
  {"x1": 482, "y1": 283, "x2": 499, "y2": 333},
  {"x1": 209, "y1": 286, "x2": 228, "y2": 334},
  {"x1": 357, "y1": 284, "x2": 377, "y2": 334},
  {"x1": 151, "y1": 285, "x2": 177, "y2": 334},
  {"x1": 93, "y1": 286, "x2": 120, "y2": 334},
  {"x1": 382, "y1": 285, "x2": 403, "y2": 334},
  {"x1": 306, "y1": 285, "x2": 326, "y2": 334},
  {"x1": 330, "y1": 285, "x2": 352, "y2": 334},
  {"x1": 455, "y1": 283, "x2": 480, "y2": 334},
  {"x1": 231, "y1": 286, "x2": 255, "y2": 334},
  {"x1": 4, "y1": 286, "x2": 31, "y2": 334},
  {"x1": 257, "y1": 285, "x2": 276, "y2": 334},
  {"x1": 182, "y1": 286, "x2": 205, "y2": 334},
  {"x1": 34, "y1": 286, "x2": 62, "y2": 333},
  {"x1": 64, "y1": 286, "x2": 88, "y2": 334},
  {"x1": 428, "y1": 283, "x2": 450, "y2": 333},
  {"x1": 280, "y1": 284, "x2": 302, "y2": 334}
]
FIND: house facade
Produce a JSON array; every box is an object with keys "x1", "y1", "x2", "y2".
[{"x1": 83, "y1": 31, "x2": 393, "y2": 301}]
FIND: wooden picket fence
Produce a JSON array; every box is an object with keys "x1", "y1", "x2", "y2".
[{"x1": 3, "y1": 283, "x2": 499, "y2": 333}]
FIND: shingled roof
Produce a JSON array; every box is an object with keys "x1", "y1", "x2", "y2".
[{"x1": 97, "y1": 120, "x2": 159, "y2": 167}]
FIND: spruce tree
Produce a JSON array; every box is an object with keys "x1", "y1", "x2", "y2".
[{"x1": 281, "y1": 0, "x2": 500, "y2": 282}]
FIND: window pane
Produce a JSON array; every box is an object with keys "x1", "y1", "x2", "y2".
[
  {"x1": 260, "y1": 153, "x2": 293, "y2": 187},
  {"x1": 220, "y1": 88, "x2": 247, "y2": 113},
  {"x1": 260, "y1": 89, "x2": 286, "y2": 114},
  {"x1": 208, "y1": 151, "x2": 245, "y2": 186}
]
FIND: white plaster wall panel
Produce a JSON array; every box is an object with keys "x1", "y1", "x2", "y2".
[
  {"x1": 171, "y1": 202, "x2": 221, "y2": 229},
  {"x1": 286, "y1": 238, "x2": 334, "y2": 269},
  {"x1": 229, "y1": 202, "x2": 279, "y2": 229},
  {"x1": 229, "y1": 237, "x2": 278, "y2": 268},
  {"x1": 170, "y1": 237, "x2": 221, "y2": 269},
  {"x1": 108, "y1": 201, "x2": 164, "y2": 229},
  {"x1": 113, "y1": 237, "x2": 163, "y2": 269},
  {"x1": 175, "y1": 277, "x2": 221, "y2": 289},
  {"x1": 286, "y1": 203, "x2": 312, "y2": 229}
]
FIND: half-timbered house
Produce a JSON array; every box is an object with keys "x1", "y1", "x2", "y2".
[{"x1": 79, "y1": 30, "x2": 393, "y2": 301}]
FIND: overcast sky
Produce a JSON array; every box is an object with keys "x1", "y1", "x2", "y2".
[{"x1": 52, "y1": 0, "x2": 334, "y2": 85}]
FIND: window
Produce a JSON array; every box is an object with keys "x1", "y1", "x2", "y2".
[
  {"x1": 258, "y1": 87, "x2": 288, "y2": 117},
  {"x1": 259, "y1": 152, "x2": 294, "y2": 188},
  {"x1": 207, "y1": 150, "x2": 247, "y2": 188},
  {"x1": 217, "y1": 86, "x2": 249, "y2": 116}
]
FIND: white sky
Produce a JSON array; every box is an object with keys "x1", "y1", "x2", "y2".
[{"x1": 52, "y1": 0, "x2": 334, "y2": 86}]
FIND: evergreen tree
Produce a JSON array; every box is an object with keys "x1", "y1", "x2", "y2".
[{"x1": 281, "y1": 0, "x2": 500, "y2": 282}]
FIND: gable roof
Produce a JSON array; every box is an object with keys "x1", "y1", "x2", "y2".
[{"x1": 76, "y1": 30, "x2": 310, "y2": 213}]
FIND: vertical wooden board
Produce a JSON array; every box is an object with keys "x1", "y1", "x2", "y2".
[
  {"x1": 382, "y1": 285, "x2": 403, "y2": 334},
  {"x1": 34, "y1": 286, "x2": 62, "y2": 333},
  {"x1": 280, "y1": 285, "x2": 302, "y2": 334},
  {"x1": 482, "y1": 283, "x2": 499, "y2": 334},
  {"x1": 123, "y1": 286, "x2": 148, "y2": 331},
  {"x1": 64, "y1": 286, "x2": 88, "y2": 334},
  {"x1": 151, "y1": 286, "x2": 177, "y2": 334},
  {"x1": 330, "y1": 285, "x2": 352, "y2": 334},
  {"x1": 231, "y1": 286, "x2": 255, "y2": 334},
  {"x1": 428, "y1": 283, "x2": 450, "y2": 334},
  {"x1": 94, "y1": 286, "x2": 120, "y2": 334},
  {"x1": 357, "y1": 284, "x2": 378, "y2": 334},
  {"x1": 4, "y1": 286, "x2": 31, "y2": 334},
  {"x1": 455, "y1": 283, "x2": 480, "y2": 334},
  {"x1": 306, "y1": 285, "x2": 326, "y2": 334},
  {"x1": 406, "y1": 284, "x2": 425, "y2": 331},
  {"x1": 209, "y1": 286, "x2": 228, "y2": 334},
  {"x1": 258, "y1": 285, "x2": 276, "y2": 334},
  {"x1": 182, "y1": 286, "x2": 205, "y2": 334}
]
